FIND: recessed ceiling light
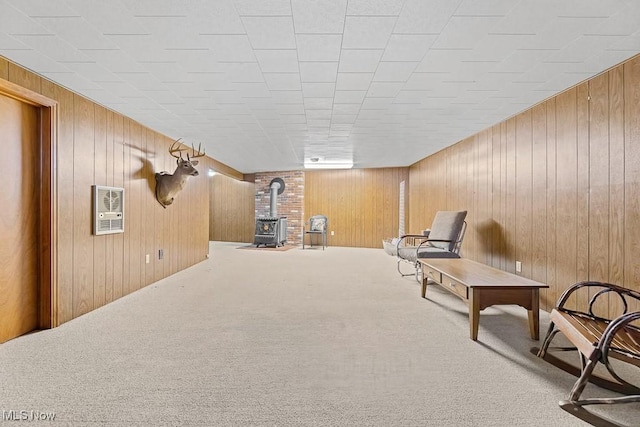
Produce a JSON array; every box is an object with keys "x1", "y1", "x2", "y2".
[{"x1": 304, "y1": 160, "x2": 353, "y2": 169}]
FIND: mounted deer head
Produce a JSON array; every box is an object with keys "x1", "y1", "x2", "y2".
[{"x1": 155, "y1": 139, "x2": 205, "y2": 208}]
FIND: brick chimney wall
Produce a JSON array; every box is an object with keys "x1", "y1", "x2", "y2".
[{"x1": 255, "y1": 171, "x2": 305, "y2": 246}]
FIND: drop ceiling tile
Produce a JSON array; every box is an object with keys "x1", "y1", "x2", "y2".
[
  {"x1": 183, "y1": 1, "x2": 245, "y2": 34},
  {"x1": 332, "y1": 104, "x2": 361, "y2": 115},
  {"x1": 431, "y1": 16, "x2": 504, "y2": 50},
  {"x1": 382, "y1": 35, "x2": 437, "y2": 62},
  {"x1": 281, "y1": 114, "x2": 307, "y2": 124},
  {"x1": 220, "y1": 62, "x2": 264, "y2": 82},
  {"x1": 302, "y1": 82, "x2": 335, "y2": 97},
  {"x1": 373, "y1": 62, "x2": 418, "y2": 82},
  {"x1": 233, "y1": 82, "x2": 271, "y2": 98},
  {"x1": 338, "y1": 49, "x2": 383, "y2": 72},
  {"x1": 394, "y1": 90, "x2": 430, "y2": 103},
  {"x1": 342, "y1": 16, "x2": 396, "y2": 49},
  {"x1": 200, "y1": 35, "x2": 256, "y2": 62},
  {"x1": 367, "y1": 82, "x2": 403, "y2": 97},
  {"x1": 336, "y1": 72, "x2": 374, "y2": 90},
  {"x1": 589, "y1": 9, "x2": 640, "y2": 36},
  {"x1": 33, "y1": 16, "x2": 118, "y2": 50},
  {"x1": 0, "y1": 3, "x2": 47, "y2": 35},
  {"x1": 299, "y1": 62, "x2": 338, "y2": 82},
  {"x1": 264, "y1": 73, "x2": 301, "y2": 90},
  {"x1": 361, "y1": 98, "x2": 393, "y2": 109},
  {"x1": 63, "y1": 0, "x2": 146, "y2": 34},
  {"x1": 242, "y1": 16, "x2": 295, "y2": 49},
  {"x1": 234, "y1": 0, "x2": 292, "y2": 16},
  {"x1": 296, "y1": 34, "x2": 342, "y2": 61},
  {"x1": 304, "y1": 97, "x2": 334, "y2": 109},
  {"x1": 545, "y1": 35, "x2": 625, "y2": 63},
  {"x1": 415, "y1": 49, "x2": 473, "y2": 72},
  {"x1": 394, "y1": 0, "x2": 461, "y2": 34},
  {"x1": 346, "y1": 0, "x2": 404, "y2": 15},
  {"x1": 331, "y1": 114, "x2": 357, "y2": 124},
  {"x1": 306, "y1": 110, "x2": 332, "y2": 120},
  {"x1": 6, "y1": 0, "x2": 80, "y2": 16},
  {"x1": 334, "y1": 90, "x2": 366, "y2": 104},
  {"x1": 276, "y1": 103, "x2": 305, "y2": 114},
  {"x1": 291, "y1": 0, "x2": 347, "y2": 34},
  {"x1": 0, "y1": 32, "x2": 29, "y2": 50},
  {"x1": 454, "y1": 0, "x2": 518, "y2": 16},
  {"x1": 255, "y1": 50, "x2": 299, "y2": 72},
  {"x1": 271, "y1": 90, "x2": 304, "y2": 104},
  {"x1": 518, "y1": 16, "x2": 608, "y2": 50}
]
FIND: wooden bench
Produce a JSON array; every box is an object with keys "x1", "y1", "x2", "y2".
[
  {"x1": 534, "y1": 281, "x2": 640, "y2": 427},
  {"x1": 418, "y1": 258, "x2": 548, "y2": 341}
]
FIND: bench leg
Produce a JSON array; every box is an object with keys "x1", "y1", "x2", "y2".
[
  {"x1": 469, "y1": 289, "x2": 480, "y2": 341},
  {"x1": 527, "y1": 289, "x2": 540, "y2": 340}
]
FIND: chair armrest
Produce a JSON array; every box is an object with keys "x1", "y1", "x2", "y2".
[
  {"x1": 555, "y1": 281, "x2": 640, "y2": 320},
  {"x1": 396, "y1": 234, "x2": 430, "y2": 249},
  {"x1": 416, "y1": 238, "x2": 454, "y2": 250}
]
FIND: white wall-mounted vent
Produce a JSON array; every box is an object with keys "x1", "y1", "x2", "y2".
[{"x1": 93, "y1": 185, "x2": 125, "y2": 235}]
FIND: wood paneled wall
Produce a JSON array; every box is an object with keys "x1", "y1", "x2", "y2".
[
  {"x1": 408, "y1": 54, "x2": 640, "y2": 315},
  {"x1": 209, "y1": 173, "x2": 255, "y2": 243},
  {"x1": 304, "y1": 168, "x2": 409, "y2": 248},
  {"x1": 0, "y1": 56, "x2": 239, "y2": 326}
]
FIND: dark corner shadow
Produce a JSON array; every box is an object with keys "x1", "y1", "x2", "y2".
[
  {"x1": 121, "y1": 142, "x2": 160, "y2": 193},
  {"x1": 136, "y1": 155, "x2": 157, "y2": 194},
  {"x1": 476, "y1": 218, "x2": 507, "y2": 255}
]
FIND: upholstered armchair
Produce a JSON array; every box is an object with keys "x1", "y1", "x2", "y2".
[{"x1": 396, "y1": 210, "x2": 467, "y2": 281}]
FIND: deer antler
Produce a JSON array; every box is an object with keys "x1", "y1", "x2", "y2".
[
  {"x1": 169, "y1": 138, "x2": 188, "y2": 159},
  {"x1": 189, "y1": 142, "x2": 206, "y2": 159}
]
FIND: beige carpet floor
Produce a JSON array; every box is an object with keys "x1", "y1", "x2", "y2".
[{"x1": 0, "y1": 241, "x2": 638, "y2": 426}]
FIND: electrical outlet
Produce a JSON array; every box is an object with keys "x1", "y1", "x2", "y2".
[
  {"x1": 331, "y1": 230, "x2": 335, "y2": 236},
  {"x1": 515, "y1": 261, "x2": 522, "y2": 273},
  {"x1": 145, "y1": 254, "x2": 150, "y2": 264}
]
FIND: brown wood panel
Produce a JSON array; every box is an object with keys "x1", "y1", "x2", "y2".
[
  {"x1": 304, "y1": 168, "x2": 408, "y2": 248},
  {"x1": 576, "y1": 82, "x2": 590, "y2": 311},
  {"x1": 72, "y1": 94, "x2": 95, "y2": 317},
  {"x1": 127, "y1": 120, "x2": 142, "y2": 291},
  {"x1": 515, "y1": 110, "x2": 533, "y2": 277},
  {"x1": 505, "y1": 118, "x2": 517, "y2": 273},
  {"x1": 104, "y1": 110, "x2": 115, "y2": 304},
  {"x1": 0, "y1": 94, "x2": 39, "y2": 343},
  {"x1": 545, "y1": 99, "x2": 558, "y2": 311},
  {"x1": 490, "y1": 124, "x2": 502, "y2": 269},
  {"x1": 477, "y1": 129, "x2": 492, "y2": 266},
  {"x1": 122, "y1": 119, "x2": 132, "y2": 296},
  {"x1": 0, "y1": 58, "x2": 7, "y2": 79},
  {"x1": 209, "y1": 173, "x2": 255, "y2": 243},
  {"x1": 531, "y1": 104, "x2": 547, "y2": 290},
  {"x1": 93, "y1": 105, "x2": 107, "y2": 309},
  {"x1": 40, "y1": 83, "x2": 73, "y2": 323},
  {"x1": 8, "y1": 62, "x2": 41, "y2": 93},
  {"x1": 588, "y1": 74, "x2": 610, "y2": 283},
  {"x1": 555, "y1": 88, "x2": 579, "y2": 310},
  {"x1": 112, "y1": 113, "x2": 125, "y2": 301},
  {"x1": 608, "y1": 65, "x2": 626, "y2": 317},
  {"x1": 624, "y1": 56, "x2": 640, "y2": 314}
]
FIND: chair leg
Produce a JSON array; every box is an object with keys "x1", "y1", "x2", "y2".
[
  {"x1": 397, "y1": 259, "x2": 416, "y2": 277},
  {"x1": 536, "y1": 322, "x2": 559, "y2": 358}
]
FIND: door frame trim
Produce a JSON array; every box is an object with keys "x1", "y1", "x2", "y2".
[{"x1": 0, "y1": 77, "x2": 58, "y2": 329}]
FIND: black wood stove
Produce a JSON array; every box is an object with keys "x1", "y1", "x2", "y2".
[{"x1": 254, "y1": 178, "x2": 287, "y2": 247}]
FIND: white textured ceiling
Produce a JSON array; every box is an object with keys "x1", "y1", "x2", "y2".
[{"x1": 1, "y1": 0, "x2": 639, "y2": 173}]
